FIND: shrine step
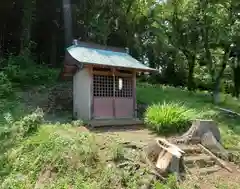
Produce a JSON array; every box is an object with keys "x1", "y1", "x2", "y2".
[
  {"x1": 87, "y1": 118, "x2": 144, "y2": 128},
  {"x1": 178, "y1": 144, "x2": 202, "y2": 155},
  {"x1": 185, "y1": 154, "x2": 215, "y2": 168},
  {"x1": 189, "y1": 165, "x2": 221, "y2": 175}
]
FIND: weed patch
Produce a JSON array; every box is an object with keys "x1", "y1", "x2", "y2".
[
  {"x1": 144, "y1": 102, "x2": 196, "y2": 134},
  {"x1": 110, "y1": 143, "x2": 125, "y2": 162}
]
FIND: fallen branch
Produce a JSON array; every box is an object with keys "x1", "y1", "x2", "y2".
[
  {"x1": 217, "y1": 107, "x2": 240, "y2": 117},
  {"x1": 198, "y1": 144, "x2": 232, "y2": 173}
]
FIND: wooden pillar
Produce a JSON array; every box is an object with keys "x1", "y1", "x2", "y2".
[
  {"x1": 112, "y1": 68, "x2": 116, "y2": 118},
  {"x1": 89, "y1": 66, "x2": 94, "y2": 119},
  {"x1": 133, "y1": 70, "x2": 137, "y2": 118}
]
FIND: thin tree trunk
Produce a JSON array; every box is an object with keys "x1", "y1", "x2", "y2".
[
  {"x1": 187, "y1": 54, "x2": 196, "y2": 91},
  {"x1": 233, "y1": 57, "x2": 240, "y2": 98},
  {"x1": 20, "y1": 0, "x2": 36, "y2": 54},
  {"x1": 50, "y1": 33, "x2": 57, "y2": 67},
  {"x1": 213, "y1": 46, "x2": 230, "y2": 104},
  {"x1": 182, "y1": 50, "x2": 196, "y2": 91},
  {"x1": 62, "y1": 0, "x2": 72, "y2": 47}
]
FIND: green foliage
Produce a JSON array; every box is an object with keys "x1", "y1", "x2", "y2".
[
  {"x1": 0, "y1": 108, "x2": 44, "y2": 154},
  {"x1": 138, "y1": 83, "x2": 239, "y2": 152},
  {"x1": 154, "y1": 175, "x2": 180, "y2": 189},
  {"x1": 13, "y1": 108, "x2": 44, "y2": 137},
  {"x1": 221, "y1": 129, "x2": 240, "y2": 149},
  {"x1": 0, "y1": 124, "x2": 100, "y2": 188},
  {"x1": 2, "y1": 54, "x2": 59, "y2": 88},
  {"x1": 0, "y1": 72, "x2": 13, "y2": 98},
  {"x1": 0, "y1": 81, "x2": 240, "y2": 188},
  {"x1": 144, "y1": 102, "x2": 195, "y2": 134},
  {"x1": 71, "y1": 119, "x2": 84, "y2": 127},
  {"x1": 110, "y1": 143, "x2": 124, "y2": 162}
]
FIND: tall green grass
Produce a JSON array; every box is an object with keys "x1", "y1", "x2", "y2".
[{"x1": 144, "y1": 102, "x2": 197, "y2": 134}]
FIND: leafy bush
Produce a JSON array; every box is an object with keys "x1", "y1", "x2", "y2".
[
  {"x1": 2, "y1": 54, "x2": 59, "y2": 87},
  {"x1": 14, "y1": 108, "x2": 44, "y2": 137},
  {"x1": 144, "y1": 102, "x2": 196, "y2": 134},
  {"x1": 0, "y1": 72, "x2": 13, "y2": 98},
  {"x1": 0, "y1": 108, "x2": 44, "y2": 142}
]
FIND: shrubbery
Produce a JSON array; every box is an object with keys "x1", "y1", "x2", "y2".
[
  {"x1": 0, "y1": 108, "x2": 44, "y2": 152},
  {"x1": 13, "y1": 108, "x2": 44, "y2": 137},
  {"x1": 0, "y1": 72, "x2": 13, "y2": 98},
  {"x1": 2, "y1": 54, "x2": 59, "y2": 88},
  {"x1": 0, "y1": 54, "x2": 59, "y2": 99},
  {"x1": 144, "y1": 102, "x2": 196, "y2": 135}
]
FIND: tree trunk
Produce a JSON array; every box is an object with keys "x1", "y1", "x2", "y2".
[
  {"x1": 50, "y1": 33, "x2": 57, "y2": 67},
  {"x1": 20, "y1": 0, "x2": 36, "y2": 54},
  {"x1": 187, "y1": 54, "x2": 196, "y2": 91},
  {"x1": 233, "y1": 57, "x2": 240, "y2": 98},
  {"x1": 213, "y1": 77, "x2": 222, "y2": 104},
  {"x1": 62, "y1": 0, "x2": 72, "y2": 47},
  {"x1": 182, "y1": 50, "x2": 196, "y2": 91},
  {"x1": 213, "y1": 46, "x2": 230, "y2": 104}
]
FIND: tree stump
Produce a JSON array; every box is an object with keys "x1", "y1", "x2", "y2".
[
  {"x1": 172, "y1": 119, "x2": 229, "y2": 159},
  {"x1": 201, "y1": 131, "x2": 229, "y2": 159},
  {"x1": 174, "y1": 119, "x2": 221, "y2": 144},
  {"x1": 143, "y1": 138, "x2": 185, "y2": 178}
]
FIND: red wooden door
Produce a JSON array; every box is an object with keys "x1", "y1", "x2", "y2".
[
  {"x1": 93, "y1": 75, "x2": 114, "y2": 119},
  {"x1": 92, "y1": 74, "x2": 134, "y2": 119},
  {"x1": 114, "y1": 76, "x2": 134, "y2": 118}
]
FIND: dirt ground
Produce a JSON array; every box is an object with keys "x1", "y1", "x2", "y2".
[
  {"x1": 85, "y1": 125, "x2": 240, "y2": 189},
  {"x1": 92, "y1": 125, "x2": 158, "y2": 144}
]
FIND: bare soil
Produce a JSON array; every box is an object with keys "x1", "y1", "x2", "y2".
[{"x1": 89, "y1": 126, "x2": 240, "y2": 189}]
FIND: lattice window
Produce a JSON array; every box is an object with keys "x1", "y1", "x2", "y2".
[
  {"x1": 93, "y1": 75, "x2": 113, "y2": 97},
  {"x1": 115, "y1": 76, "x2": 133, "y2": 97}
]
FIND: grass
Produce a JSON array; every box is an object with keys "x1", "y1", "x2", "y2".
[
  {"x1": 0, "y1": 81, "x2": 240, "y2": 188},
  {"x1": 0, "y1": 120, "x2": 142, "y2": 188},
  {"x1": 144, "y1": 102, "x2": 196, "y2": 135},
  {"x1": 0, "y1": 104, "x2": 145, "y2": 189},
  {"x1": 137, "y1": 83, "x2": 240, "y2": 150}
]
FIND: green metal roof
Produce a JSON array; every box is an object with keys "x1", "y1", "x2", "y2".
[{"x1": 67, "y1": 45, "x2": 155, "y2": 71}]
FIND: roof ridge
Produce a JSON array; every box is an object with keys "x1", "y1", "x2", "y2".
[{"x1": 68, "y1": 41, "x2": 127, "y2": 53}]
